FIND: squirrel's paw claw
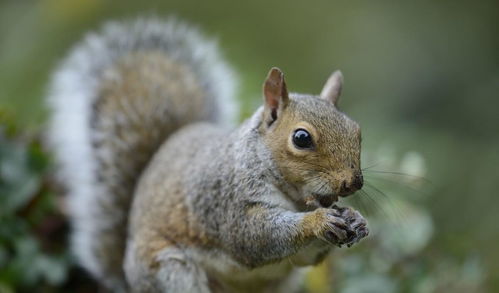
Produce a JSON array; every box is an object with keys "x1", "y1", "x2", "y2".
[{"x1": 320, "y1": 207, "x2": 368, "y2": 247}]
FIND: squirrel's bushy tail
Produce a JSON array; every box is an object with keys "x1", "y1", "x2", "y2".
[{"x1": 47, "y1": 18, "x2": 237, "y2": 290}]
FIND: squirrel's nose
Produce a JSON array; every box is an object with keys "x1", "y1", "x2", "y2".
[
  {"x1": 353, "y1": 173, "x2": 364, "y2": 190},
  {"x1": 338, "y1": 173, "x2": 363, "y2": 197}
]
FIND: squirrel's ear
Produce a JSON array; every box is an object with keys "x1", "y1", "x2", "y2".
[
  {"x1": 320, "y1": 70, "x2": 343, "y2": 106},
  {"x1": 263, "y1": 67, "x2": 289, "y2": 126}
]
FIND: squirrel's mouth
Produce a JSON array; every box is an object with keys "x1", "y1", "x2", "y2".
[{"x1": 311, "y1": 193, "x2": 338, "y2": 208}]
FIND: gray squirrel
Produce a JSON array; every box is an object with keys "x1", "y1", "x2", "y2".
[{"x1": 47, "y1": 18, "x2": 368, "y2": 292}]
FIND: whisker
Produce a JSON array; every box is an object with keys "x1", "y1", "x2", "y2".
[
  {"x1": 361, "y1": 162, "x2": 382, "y2": 171},
  {"x1": 291, "y1": 165, "x2": 331, "y2": 179},
  {"x1": 364, "y1": 175, "x2": 429, "y2": 197},
  {"x1": 363, "y1": 170, "x2": 431, "y2": 183},
  {"x1": 291, "y1": 166, "x2": 337, "y2": 189},
  {"x1": 363, "y1": 182, "x2": 390, "y2": 200},
  {"x1": 362, "y1": 183, "x2": 408, "y2": 227},
  {"x1": 303, "y1": 175, "x2": 332, "y2": 195},
  {"x1": 358, "y1": 189, "x2": 391, "y2": 219},
  {"x1": 313, "y1": 180, "x2": 327, "y2": 194},
  {"x1": 350, "y1": 192, "x2": 373, "y2": 217}
]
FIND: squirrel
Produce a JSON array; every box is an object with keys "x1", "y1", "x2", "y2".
[{"x1": 47, "y1": 18, "x2": 368, "y2": 292}]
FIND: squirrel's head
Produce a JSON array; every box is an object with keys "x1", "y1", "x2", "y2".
[{"x1": 259, "y1": 67, "x2": 362, "y2": 208}]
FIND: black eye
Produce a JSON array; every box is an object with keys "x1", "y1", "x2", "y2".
[{"x1": 292, "y1": 129, "x2": 313, "y2": 149}]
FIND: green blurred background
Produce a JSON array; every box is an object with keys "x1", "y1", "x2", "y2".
[{"x1": 0, "y1": 0, "x2": 498, "y2": 292}]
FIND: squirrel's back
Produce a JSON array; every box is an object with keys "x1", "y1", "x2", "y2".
[{"x1": 47, "y1": 18, "x2": 237, "y2": 290}]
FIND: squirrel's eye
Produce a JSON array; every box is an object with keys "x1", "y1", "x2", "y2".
[{"x1": 292, "y1": 129, "x2": 313, "y2": 149}]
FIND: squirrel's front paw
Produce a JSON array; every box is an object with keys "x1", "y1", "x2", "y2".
[
  {"x1": 317, "y1": 207, "x2": 368, "y2": 247},
  {"x1": 335, "y1": 205, "x2": 369, "y2": 247}
]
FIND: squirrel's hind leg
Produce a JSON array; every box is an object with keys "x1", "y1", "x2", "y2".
[{"x1": 125, "y1": 241, "x2": 211, "y2": 293}]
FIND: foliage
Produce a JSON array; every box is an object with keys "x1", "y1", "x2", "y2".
[{"x1": 0, "y1": 114, "x2": 96, "y2": 293}]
